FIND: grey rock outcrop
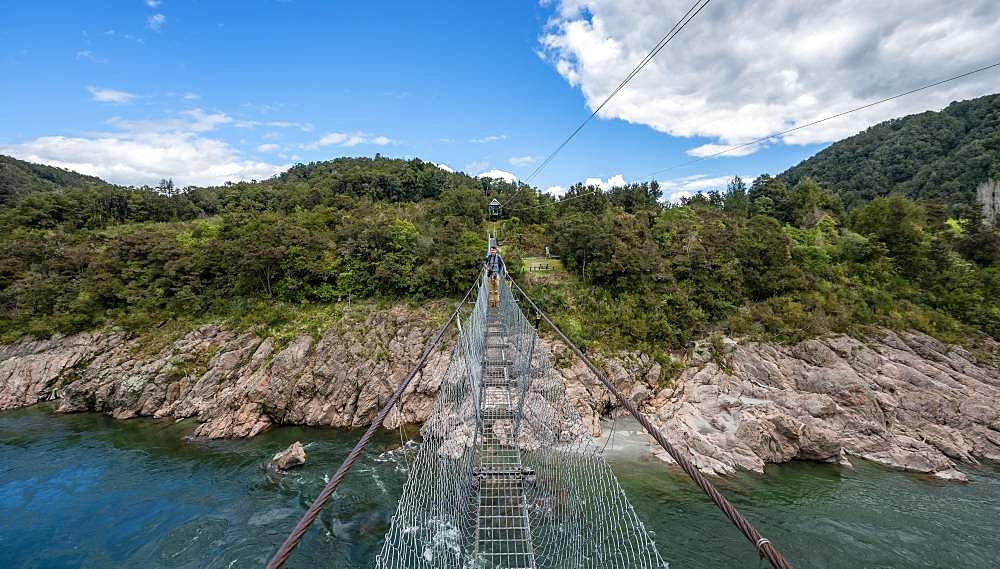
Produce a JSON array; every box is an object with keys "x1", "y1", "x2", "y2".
[
  {"x1": 270, "y1": 441, "x2": 307, "y2": 471},
  {"x1": 634, "y1": 331, "x2": 1000, "y2": 481},
  {"x1": 0, "y1": 311, "x2": 997, "y2": 480},
  {"x1": 0, "y1": 306, "x2": 449, "y2": 438}
]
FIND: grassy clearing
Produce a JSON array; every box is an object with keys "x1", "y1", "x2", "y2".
[
  {"x1": 120, "y1": 296, "x2": 456, "y2": 356},
  {"x1": 521, "y1": 256, "x2": 564, "y2": 273}
]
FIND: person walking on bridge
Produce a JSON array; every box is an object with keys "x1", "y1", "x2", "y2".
[
  {"x1": 486, "y1": 244, "x2": 504, "y2": 308},
  {"x1": 486, "y1": 245, "x2": 505, "y2": 277}
]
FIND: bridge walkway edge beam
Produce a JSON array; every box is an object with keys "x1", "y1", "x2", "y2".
[
  {"x1": 509, "y1": 277, "x2": 797, "y2": 569},
  {"x1": 266, "y1": 269, "x2": 485, "y2": 569}
]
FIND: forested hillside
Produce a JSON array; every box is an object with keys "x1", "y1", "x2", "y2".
[
  {"x1": 0, "y1": 156, "x2": 543, "y2": 341},
  {"x1": 0, "y1": 155, "x2": 109, "y2": 206},
  {"x1": 779, "y1": 94, "x2": 1000, "y2": 208},
  {"x1": 1, "y1": 155, "x2": 998, "y2": 368}
]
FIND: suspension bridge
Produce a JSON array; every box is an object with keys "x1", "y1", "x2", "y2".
[
  {"x1": 261, "y1": 3, "x2": 795, "y2": 565},
  {"x1": 252, "y1": 0, "x2": 1000, "y2": 558},
  {"x1": 266, "y1": 245, "x2": 795, "y2": 569}
]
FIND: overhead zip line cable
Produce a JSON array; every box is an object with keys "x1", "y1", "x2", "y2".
[
  {"x1": 512, "y1": 60, "x2": 1000, "y2": 211},
  {"x1": 509, "y1": 278, "x2": 796, "y2": 569},
  {"x1": 517, "y1": 0, "x2": 713, "y2": 190},
  {"x1": 641, "y1": 60, "x2": 1000, "y2": 180}
]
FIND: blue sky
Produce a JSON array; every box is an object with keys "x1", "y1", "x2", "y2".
[{"x1": 2, "y1": 1, "x2": 998, "y2": 199}]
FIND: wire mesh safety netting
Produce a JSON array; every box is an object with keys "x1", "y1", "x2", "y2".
[{"x1": 376, "y1": 269, "x2": 667, "y2": 569}]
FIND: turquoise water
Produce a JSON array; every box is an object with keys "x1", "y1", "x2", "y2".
[{"x1": 1, "y1": 406, "x2": 998, "y2": 568}]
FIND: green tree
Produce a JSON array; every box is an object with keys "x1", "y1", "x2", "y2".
[
  {"x1": 737, "y1": 216, "x2": 796, "y2": 300},
  {"x1": 850, "y1": 194, "x2": 927, "y2": 272},
  {"x1": 723, "y1": 175, "x2": 750, "y2": 218}
]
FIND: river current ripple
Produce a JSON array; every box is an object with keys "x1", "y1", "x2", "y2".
[{"x1": 1, "y1": 407, "x2": 998, "y2": 568}]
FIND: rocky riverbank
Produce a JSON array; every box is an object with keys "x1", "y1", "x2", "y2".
[
  {"x1": 1, "y1": 308, "x2": 998, "y2": 480},
  {"x1": 0, "y1": 307, "x2": 451, "y2": 438},
  {"x1": 563, "y1": 331, "x2": 1000, "y2": 481}
]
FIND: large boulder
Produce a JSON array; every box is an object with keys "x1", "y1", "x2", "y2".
[
  {"x1": 639, "y1": 331, "x2": 1000, "y2": 480},
  {"x1": 270, "y1": 441, "x2": 307, "y2": 471}
]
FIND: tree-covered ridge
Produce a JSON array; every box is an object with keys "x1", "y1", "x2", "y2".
[
  {"x1": 518, "y1": 175, "x2": 1000, "y2": 361},
  {"x1": 0, "y1": 155, "x2": 549, "y2": 340},
  {"x1": 0, "y1": 154, "x2": 997, "y2": 363},
  {"x1": 0, "y1": 155, "x2": 109, "y2": 206},
  {"x1": 0, "y1": 155, "x2": 546, "y2": 233},
  {"x1": 779, "y1": 94, "x2": 1000, "y2": 208},
  {"x1": 276, "y1": 156, "x2": 471, "y2": 202}
]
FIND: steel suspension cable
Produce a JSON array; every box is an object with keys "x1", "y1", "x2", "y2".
[
  {"x1": 510, "y1": 61, "x2": 1000, "y2": 213},
  {"x1": 521, "y1": 0, "x2": 713, "y2": 187},
  {"x1": 641, "y1": 60, "x2": 1000, "y2": 180},
  {"x1": 266, "y1": 270, "x2": 484, "y2": 569},
  {"x1": 510, "y1": 277, "x2": 796, "y2": 569}
]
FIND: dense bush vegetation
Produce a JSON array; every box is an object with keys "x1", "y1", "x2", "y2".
[
  {"x1": 0, "y1": 156, "x2": 548, "y2": 341},
  {"x1": 1, "y1": 151, "x2": 998, "y2": 357},
  {"x1": 780, "y1": 94, "x2": 1000, "y2": 208},
  {"x1": 515, "y1": 176, "x2": 1000, "y2": 359},
  {"x1": 1, "y1": 155, "x2": 109, "y2": 206}
]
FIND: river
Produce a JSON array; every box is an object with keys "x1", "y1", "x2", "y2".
[{"x1": 1, "y1": 406, "x2": 998, "y2": 568}]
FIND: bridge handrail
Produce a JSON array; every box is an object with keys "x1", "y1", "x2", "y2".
[
  {"x1": 265, "y1": 268, "x2": 484, "y2": 569},
  {"x1": 509, "y1": 277, "x2": 797, "y2": 569}
]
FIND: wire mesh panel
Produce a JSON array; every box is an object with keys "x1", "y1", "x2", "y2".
[
  {"x1": 375, "y1": 274, "x2": 488, "y2": 569},
  {"x1": 497, "y1": 277, "x2": 666, "y2": 569},
  {"x1": 376, "y1": 267, "x2": 667, "y2": 569},
  {"x1": 472, "y1": 308, "x2": 537, "y2": 568}
]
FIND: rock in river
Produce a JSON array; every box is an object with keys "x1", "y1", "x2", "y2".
[
  {"x1": 271, "y1": 441, "x2": 307, "y2": 471},
  {"x1": 0, "y1": 303, "x2": 997, "y2": 481}
]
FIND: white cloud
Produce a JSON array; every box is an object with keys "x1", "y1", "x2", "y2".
[
  {"x1": 257, "y1": 143, "x2": 280, "y2": 153},
  {"x1": 476, "y1": 169, "x2": 518, "y2": 183},
  {"x1": 582, "y1": 173, "x2": 626, "y2": 190},
  {"x1": 108, "y1": 108, "x2": 232, "y2": 133},
  {"x1": 685, "y1": 143, "x2": 762, "y2": 158},
  {"x1": 240, "y1": 120, "x2": 313, "y2": 132},
  {"x1": 543, "y1": 185, "x2": 567, "y2": 197},
  {"x1": 657, "y1": 174, "x2": 757, "y2": 202},
  {"x1": 147, "y1": 13, "x2": 165, "y2": 32},
  {"x1": 435, "y1": 163, "x2": 455, "y2": 173},
  {"x1": 182, "y1": 92, "x2": 200, "y2": 101},
  {"x1": 145, "y1": 0, "x2": 161, "y2": 7},
  {"x1": 464, "y1": 160, "x2": 489, "y2": 174},
  {"x1": 241, "y1": 102, "x2": 282, "y2": 113},
  {"x1": 509, "y1": 155, "x2": 540, "y2": 166},
  {"x1": 87, "y1": 86, "x2": 137, "y2": 104},
  {"x1": 304, "y1": 131, "x2": 395, "y2": 149},
  {"x1": 0, "y1": 109, "x2": 287, "y2": 187},
  {"x1": 541, "y1": 1, "x2": 1000, "y2": 149},
  {"x1": 663, "y1": 190, "x2": 692, "y2": 203},
  {"x1": 313, "y1": 133, "x2": 358, "y2": 146},
  {"x1": 76, "y1": 50, "x2": 108, "y2": 64},
  {"x1": 470, "y1": 134, "x2": 508, "y2": 144}
]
